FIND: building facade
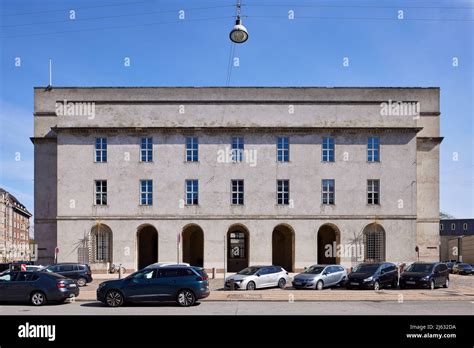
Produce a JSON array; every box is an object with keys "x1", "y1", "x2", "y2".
[
  {"x1": 440, "y1": 219, "x2": 474, "y2": 263},
  {"x1": 0, "y1": 188, "x2": 32, "y2": 262},
  {"x1": 32, "y1": 87, "x2": 442, "y2": 272}
]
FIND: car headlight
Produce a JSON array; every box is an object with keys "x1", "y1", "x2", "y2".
[
  {"x1": 363, "y1": 276, "x2": 374, "y2": 282},
  {"x1": 421, "y1": 276, "x2": 430, "y2": 281},
  {"x1": 98, "y1": 283, "x2": 106, "y2": 288}
]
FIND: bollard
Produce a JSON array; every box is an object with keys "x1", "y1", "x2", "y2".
[
  {"x1": 118, "y1": 263, "x2": 122, "y2": 279},
  {"x1": 212, "y1": 267, "x2": 216, "y2": 279}
]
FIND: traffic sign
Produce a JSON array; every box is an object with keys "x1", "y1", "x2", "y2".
[{"x1": 20, "y1": 264, "x2": 26, "y2": 272}]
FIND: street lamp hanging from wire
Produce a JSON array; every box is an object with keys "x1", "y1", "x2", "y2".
[{"x1": 229, "y1": 0, "x2": 248, "y2": 43}]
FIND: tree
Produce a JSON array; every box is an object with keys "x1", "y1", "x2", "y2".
[{"x1": 440, "y1": 211, "x2": 455, "y2": 220}]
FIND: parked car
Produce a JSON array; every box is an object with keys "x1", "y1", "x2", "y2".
[
  {"x1": 0, "y1": 270, "x2": 79, "y2": 305},
  {"x1": 452, "y1": 263, "x2": 473, "y2": 275},
  {"x1": 292, "y1": 264, "x2": 347, "y2": 290},
  {"x1": 346, "y1": 262, "x2": 398, "y2": 290},
  {"x1": 97, "y1": 265, "x2": 209, "y2": 307},
  {"x1": 41, "y1": 263, "x2": 92, "y2": 286},
  {"x1": 399, "y1": 262, "x2": 449, "y2": 289},
  {"x1": 224, "y1": 265, "x2": 290, "y2": 290},
  {"x1": 445, "y1": 261, "x2": 456, "y2": 274}
]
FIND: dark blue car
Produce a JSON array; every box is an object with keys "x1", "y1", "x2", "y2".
[
  {"x1": 0, "y1": 270, "x2": 79, "y2": 305},
  {"x1": 97, "y1": 265, "x2": 210, "y2": 307}
]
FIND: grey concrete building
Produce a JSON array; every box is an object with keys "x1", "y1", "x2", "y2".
[
  {"x1": 32, "y1": 87, "x2": 442, "y2": 272},
  {"x1": 440, "y1": 219, "x2": 474, "y2": 263}
]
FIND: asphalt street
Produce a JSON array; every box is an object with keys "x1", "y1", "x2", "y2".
[{"x1": 0, "y1": 300, "x2": 473, "y2": 315}]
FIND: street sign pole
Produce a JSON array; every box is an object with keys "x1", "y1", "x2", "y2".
[{"x1": 177, "y1": 233, "x2": 180, "y2": 264}]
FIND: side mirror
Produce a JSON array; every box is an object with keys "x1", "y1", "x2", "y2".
[
  {"x1": 322, "y1": 271, "x2": 328, "y2": 276},
  {"x1": 256, "y1": 273, "x2": 260, "y2": 277}
]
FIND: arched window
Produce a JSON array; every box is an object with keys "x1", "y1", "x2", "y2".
[
  {"x1": 363, "y1": 223, "x2": 385, "y2": 262},
  {"x1": 90, "y1": 224, "x2": 112, "y2": 263}
]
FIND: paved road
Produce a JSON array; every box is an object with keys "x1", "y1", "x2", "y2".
[{"x1": 0, "y1": 300, "x2": 473, "y2": 315}]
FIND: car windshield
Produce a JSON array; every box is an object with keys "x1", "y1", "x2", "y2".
[
  {"x1": 303, "y1": 266, "x2": 325, "y2": 274},
  {"x1": 405, "y1": 263, "x2": 434, "y2": 273},
  {"x1": 237, "y1": 267, "x2": 260, "y2": 275},
  {"x1": 352, "y1": 264, "x2": 380, "y2": 273}
]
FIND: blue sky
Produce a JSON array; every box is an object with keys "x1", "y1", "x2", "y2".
[{"x1": 0, "y1": 0, "x2": 473, "y2": 218}]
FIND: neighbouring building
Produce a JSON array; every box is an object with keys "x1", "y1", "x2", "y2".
[
  {"x1": 440, "y1": 219, "x2": 474, "y2": 264},
  {"x1": 32, "y1": 87, "x2": 442, "y2": 272},
  {"x1": 0, "y1": 188, "x2": 32, "y2": 262}
]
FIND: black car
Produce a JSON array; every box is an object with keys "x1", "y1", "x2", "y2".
[
  {"x1": 42, "y1": 263, "x2": 93, "y2": 286},
  {"x1": 346, "y1": 262, "x2": 398, "y2": 290},
  {"x1": 0, "y1": 270, "x2": 79, "y2": 305},
  {"x1": 399, "y1": 262, "x2": 449, "y2": 289},
  {"x1": 453, "y1": 263, "x2": 473, "y2": 275},
  {"x1": 97, "y1": 265, "x2": 210, "y2": 307},
  {"x1": 445, "y1": 261, "x2": 456, "y2": 274}
]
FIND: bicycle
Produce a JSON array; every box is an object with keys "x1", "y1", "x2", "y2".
[{"x1": 108, "y1": 263, "x2": 127, "y2": 275}]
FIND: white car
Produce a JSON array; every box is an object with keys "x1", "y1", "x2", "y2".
[{"x1": 225, "y1": 265, "x2": 290, "y2": 290}]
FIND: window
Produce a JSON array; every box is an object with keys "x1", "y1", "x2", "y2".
[
  {"x1": 277, "y1": 179, "x2": 289, "y2": 205},
  {"x1": 159, "y1": 268, "x2": 179, "y2": 278},
  {"x1": 367, "y1": 137, "x2": 380, "y2": 162},
  {"x1": 322, "y1": 179, "x2": 335, "y2": 205},
  {"x1": 367, "y1": 179, "x2": 380, "y2": 205},
  {"x1": 95, "y1": 180, "x2": 107, "y2": 205},
  {"x1": 95, "y1": 137, "x2": 107, "y2": 162},
  {"x1": 322, "y1": 137, "x2": 335, "y2": 162},
  {"x1": 140, "y1": 137, "x2": 153, "y2": 162},
  {"x1": 277, "y1": 137, "x2": 289, "y2": 162},
  {"x1": 231, "y1": 180, "x2": 244, "y2": 205},
  {"x1": 451, "y1": 223, "x2": 456, "y2": 231},
  {"x1": 231, "y1": 137, "x2": 244, "y2": 162},
  {"x1": 140, "y1": 180, "x2": 153, "y2": 205},
  {"x1": 177, "y1": 268, "x2": 195, "y2": 277},
  {"x1": 59, "y1": 265, "x2": 74, "y2": 272},
  {"x1": 440, "y1": 223, "x2": 444, "y2": 231},
  {"x1": 95, "y1": 229, "x2": 110, "y2": 262},
  {"x1": 186, "y1": 179, "x2": 199, "y2": 205},
  {"x1": 363, "y1": 224, "x2": 386, "y2": 262},
  {"x1": 186, "y1": 137, "x2": 198, "y2": 162},
  {"x1": 463, "y1": 223, "x2": 468, "y2": 231}
]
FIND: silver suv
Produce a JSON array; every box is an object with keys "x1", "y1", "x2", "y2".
[
  {"x1": 292, "y1": 264, "x2": 347, "y2": 290},
  {"x1": 225, "y1": 265, "x2": 290, "y2": 290}
]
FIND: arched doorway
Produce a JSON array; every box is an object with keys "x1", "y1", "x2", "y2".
[
  {"x1": 137, "y1": 225, "x2": 158, "y2": 270},
  {"x1": 317, "y1": 224, "x2": 341, "y2": 264},
  {"x1": 272, "y1": 224, "x2": 295, "y2": 272},
  {"x1": 227, "y1": 224, "x2": 249, "y2": 272},
  {"x1": 362, "y1": 223, "x2": 386, "y2": 262},
  {"x1": 182, "y1": 224, "x2": 204, "y2": 267}
]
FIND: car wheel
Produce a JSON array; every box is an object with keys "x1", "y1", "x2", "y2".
[
  {"x1": 246, "y1": 281, "x2": 256, "y2": 291},
  {"x1": 399, "y1": 284, "x2": 405, "y2": 290},
  {"x1": 177, "y1": 290, "x2": 196, "y2": 307},
  {"x1": 391, "y1": 278, "x2": 398, "y2": 288},
  {"x1": 105, "y1": 290, "x2": 124, "y2": 307},
  {"x1": 443, "y1": 278, "x2": 449, "y2": 288},
  {"x1": 77, "y1": 277, "x2": 87, "y2": 287},
  {"x1": 373, "y1": 281, "x2": 381, "y2": 291},
  {"x1": 278, "y1": 278, "x2": 286, "y2": 289},
  {"x1": 316, "y1": 280, "x2": 324, "y2": 290},
  {"x1": 30, "y1": 291, "x2": 47, "y2": 306},
  {"x1": 430, "y1": 280, "x2": 435, "y2": 290},
  {"x1": 338, "y1": 277, "x2": 347, "y2": 287}
]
